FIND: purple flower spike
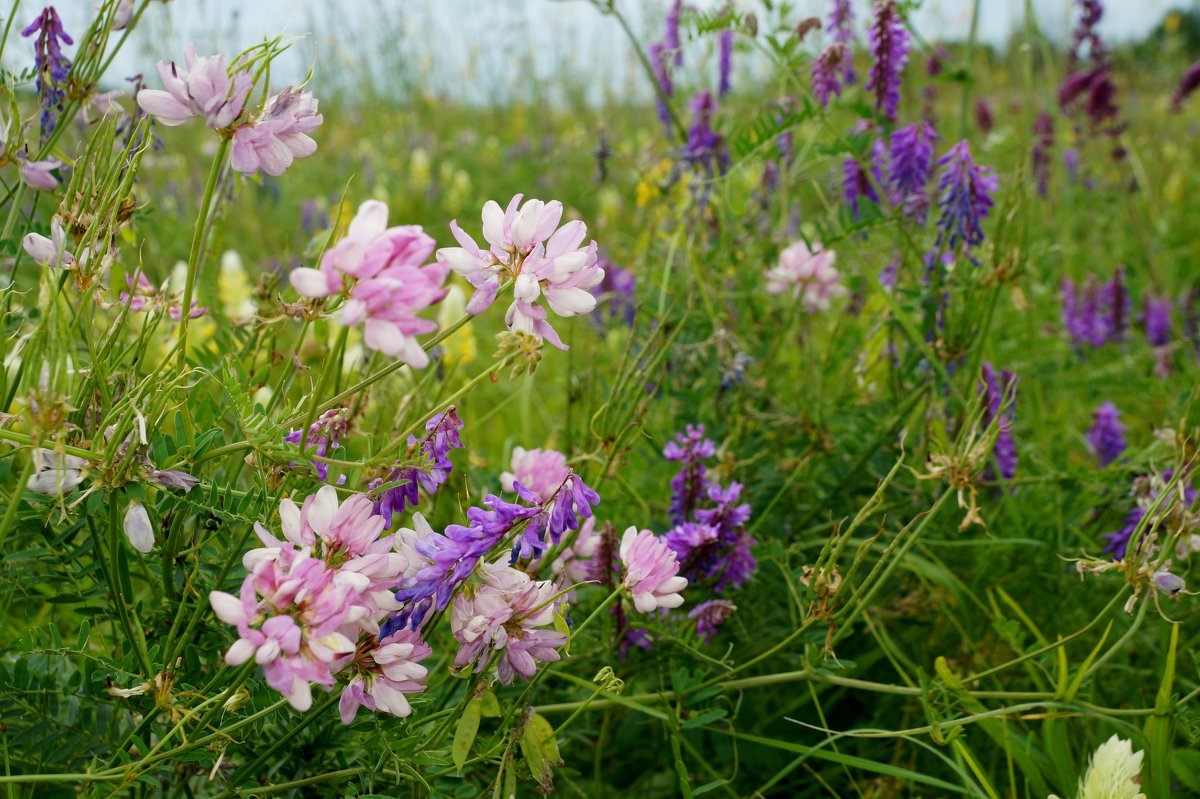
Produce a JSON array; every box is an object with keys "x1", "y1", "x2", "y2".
[
  {"x1": 889, "y1": 121, "x2": 936, "y2": 222},
  {"x1": 1087, "y1": 402, "x2": 1126, "y2": 467},
  {"x1": 866, "y1": 0, "x2": 909, "y2": 123},
  {"x1": 932, "y1": 141, "x2": 998, "y2": 259},
  {"x1": 22, "y1": 6, "x2": 74, "y2": 137},
  {"x1": 664, "y1": 424, "x2": 717, "y2": 524},
  {"x1": 718, "y1": 30, "x2": 734, "y2": 98},
  {"x1": 827, "y1": 0, "x2": 857, "y2": 83}
]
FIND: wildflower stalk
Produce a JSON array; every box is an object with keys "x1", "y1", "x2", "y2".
[{"x1": 176, "y1": 136, "x2": 231, "y2": 370}]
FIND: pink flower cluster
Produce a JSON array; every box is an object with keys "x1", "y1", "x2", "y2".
[
  {"x1": 764, "y1": 241, "x2": 847, "y2": 313},
  {"x1": 451, "y1": 561, "x2": 568, "y2": 684},
  {"x1": 209, "y1": 487, "x2": 430, "y2": 717},
  {"x1": 437, "y1": 194, "x2": 605, "y2": 349},
  {"x1": 137, "y1": 46, "x2": 321, "y2": 176},
  {"x1": 230, "y1": 86, "x2": 322, "y2": 177},
  {"x1": 290, "y1": 201, "x2": 450, "y2": 368},
  {"x1": 500, "y1": 446, "x2": 570, "y2": 503},
  {"x1": 136, "y1": 45, "x2": 252, "y2": 129},
  {"x1": 619, "y1": 526, "x2": 688, "y2": 613}
]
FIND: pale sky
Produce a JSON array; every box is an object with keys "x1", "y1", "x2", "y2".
[{"x1": 12, "y1": 1, "x2": 1179, "y2": 102}]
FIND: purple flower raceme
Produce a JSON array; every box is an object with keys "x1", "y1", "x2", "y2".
[
  {"x1": 1031, "y1": 111, "x2": 1055, "y2": 197},
  {"x1": 591, "y1": 258, "x2": 637, "y2": 329},
  {"x1": 1061, "y1": 266, "x2": 1129, "y2": 348},
  {"x1": 718, "y1": 30, "x2": 734, "y2": 98},
  {"x1": 827, "y1": 0, "x2": 857, "y2": 82},
  {"x1": 1141, "y1": 295, "x2": 1172, "y2": 348},
  {"x1": 866, "y1": 0, "x2": 910, "y2": 123},
  {"x1": 683, "y1": 90, "x2": 729, "y2": 175},
  {"x1": 371, "y1": 407, "x2": 465, "y2": 526},
  {"x1": 291, "y1": 201, "x2": 450, "y2": 367},
  {"x1": 974, "y1": 99, "x2": 994, "y2": 136},
  {"x1": 22, "y1": 6, "x2": 73, "y2": 137},
  {"x1": 889, "y1": 120, "x2": 936, "y2": 222},
  {"x1": 842, "y1": 156, "x2": 881, "y2": 220},
  {"x1": 436, "y1": 195, "x2": 605, "y2": 350},
  {"x1": 812, "y1": 44, "x2": 851, "y2": 107},
  {"x1": 689, "y1": 599, "x2": 736, "y2": 643},
  {"x1": 283, "y1": 408, "x2": 349, "y2": 482},
  {"x1": 1087, "y1": 402, "x2": 1126, "y2": 467},
  {"x1": 931, "y1": 141, "x2": 998, "y2": 261},
  {"x1": 665, "y1": 0, "x2": 683, "y2": 65},
  {"x1": 979, "y1": 363, "x2": 1018, "y2": 482},
  {"x1": 649, "y1": 42, "x2": 674, "y2": 133},
  {"x1": 1104, "y1": 470, "x2": 1198, "y2": 559},
  {"x1": 1172, "y1": 59, "x2": 1200, "y2": 111},
  {"x1": 663, "y1": 425, "x2": 717, "y2": 524}
]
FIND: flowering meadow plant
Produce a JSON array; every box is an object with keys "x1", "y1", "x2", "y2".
[{"x1": 0, "y1": 0, "x2": 1197, "y2": 796}]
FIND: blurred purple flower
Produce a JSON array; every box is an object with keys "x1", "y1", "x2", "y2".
[
  {"x1": 866, "y1": 0, "x2": 909, "y2": 123},
  {"x1": 689, "y1": 599, "x2": 736, "y2": 643},
  {"x1": 22, "y1": 6, "x2": 73, "y2": 137},
  {"x1": 980, "y1": 363, "x2": 1018, "y2": 482},
  {"x1": 1087, "y1": 402, "x2": 1126, "y2": 467},
  {"x1": 718, "y1": 30, "x2": 734, "y2": 97},
  {"x1": 932, "y1": 141, "x2": 998, "y2": 258}
]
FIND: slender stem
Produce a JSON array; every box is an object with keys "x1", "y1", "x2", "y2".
[{"x1": 176, "y1": 137, "x2": 231, "y2": 369}]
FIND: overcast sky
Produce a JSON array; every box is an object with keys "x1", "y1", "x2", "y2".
[{"x1": 12, "y1": 0, "x2": 1182, "y2": 102}]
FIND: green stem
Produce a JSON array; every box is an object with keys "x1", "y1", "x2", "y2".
[{"x1": 176, "y1": 136, "x2": 231, "y2": 369}]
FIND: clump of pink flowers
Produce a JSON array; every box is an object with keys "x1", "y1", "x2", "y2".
[
  {"x1": 290, "y1": 200, "x2": 450, "y2": 368},
  {"x1": 230, "y1": 86, "x2": 323, "y2": 176},
  {"x1": 450, "y1": 561, "x2": 568, "y2": 684},
  {"x1": 209, "y1": 487, "x2": 430, "y2": 714},
  {"x1": 764, "y1": 241, "x2": 847, "y2": 313},
  {"x1": 436, "y1": 194, "x2": 605, "y2": 349},
  {"x1": 136, "y1": 45, "x2": 252, "y2": 129},
  {"x1": 619, "y1": 526, "x2": 688, "y2": 613}
]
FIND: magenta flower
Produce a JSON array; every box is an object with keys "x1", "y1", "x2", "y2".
[
  {"x1": 451, "y1": 561, "x2": 567, "y2": 684},
  {"x1": 619, "y1": 527, "x2": 687, "y2": 613},
  {"x1": 338, "y1": 628, "x2": 431, "y2": 724},
  {"x1": 291, "y1": 201, "x2": 449, "y2": 368},
  {"x1": 230, "y1": 86, "x2": 322, "y2": 176},
  {"x1": 765, "y1": 241, "x2": 847, "y2": 313},
  {"x1": 436, "y1": 194, "x2": 605, "y2": 350},
  {"x1": 136, "y1": 44, "x2": 252, "y2": 129},
  {"x1": 500, "y1": 446, "x2": 570, "y2": 504}
]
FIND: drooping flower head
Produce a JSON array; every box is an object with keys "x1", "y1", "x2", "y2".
[
  {"x1": 230, "y1": 86, "x2": 323, "y2": 176},
  {"x1": 22, "y1": 6, "x2": 73, "y2": 137},
  {"x1": 765, "y1": 241, "x2": 847, "y2": 313},
  {"x1": 136, "y1": 45, "x2": 252, "y2": 129},
  {"x1": 865, "y1": 1, "x2": 909, "y2": 123},
  {"x1": 932, "y1": 141, "x2": 998, "y2": 260},
  {"x1": 1087, "y1": 402, "x2": 1126, "y2": 467},
  {"x1": 619, "y1": 527, "x2": 688, "y2": 613}
]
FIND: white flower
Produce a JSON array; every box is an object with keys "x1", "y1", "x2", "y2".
[
  {"x1": 123, "y1": 501, "x2": 155, "y2": 553},
  {"x1": 1048, "y1": 735, "x2": 1145, "y2": 799}
]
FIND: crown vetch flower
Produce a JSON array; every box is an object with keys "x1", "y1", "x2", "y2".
[
  {"x1": 115, "y1": 271, "x2": 207, "y2": 320},
  {"x1": 619, "y1": 527, "x2": 688, "y2": 613},
  {"x1": 765, "y1": 241, "x2": 847, "y2": 313},
  {"x1": 866, "y1": 1, "x2": 909, "y2": 123},
  {"x1": 1087, "y1": 402, "x2": 1126, "y2": 467},
  {"x1": 26, "y1": 448, "x2": 86, "y2": 494},
  {"x1": 17, "y1": 156, "x2": 61, "y2": 191},
  {"x1": 231, "y1": 87, "x2": 323, "y2": 176},
  {"x1": 843, "y1": 156, "x2": 881, "y2": 220},
  {"x1": 136, "y1": 44, "x2": 252, "y2": 129},
  {"x1": 501, "y1": 447, "x2": 570, "y2": 504},
  {"x1": 436, "y1": 194, "x2": 605, "y2": 350},
  {"x1": 451, "y1": 561, "x2": 567, "y2": 684},
  {"x1": 682, "y1": 90, "x2": 729, "y2": 174},
  {"x1": 22, "y1": 216, "x2": 76, "y2": 269},
  {"x1": 292, "y1": 201, "x2": 449, "y2": 367},
  {"x1": 338, "y1": 628, "x2": 431, "y2": 724}
]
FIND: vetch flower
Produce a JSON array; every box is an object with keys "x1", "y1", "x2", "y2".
[
  {"x1": 979, "y1": 363, "x2": 1018, "y2": 482},
  {"x1": 451, "y1": 561, "x2": 567, "y2": 684},
  {"x1": 123, "y1": 500, "x2": 154, "y2": 553},
  {"x1": 663, "y1": 424, "x2": 716, "y2": 525},
  {"x1": 283, "y1": 408, "x2": 349, "y2": 482},
  {"x1": 26, "y1": 448, "x2": 86, "y2": 494},
  {"x1": 1087, "y1": 402, "x2": 1126, "y2": 467},
  {"x1": 1171, "y1": 59, "x2": 1200, "y2": 111},
  {"x1": 437, "y1": 195, "x2": 605, "y2": 348},
  {"x1": 619, "y1": 527, "x2": 688, "y2": 613},
  {"x1": 17, "y1": 156, "x2": 61, "y2": 191},
  {"x1": 931, "y1": 140, "x2": 998, "y2": 260},
  {"x1": 22, "y1": 216, "x2": 76, "y2": 268},
  {"x1": 230, "y1": 86, "x2": 323, "y2": 176},
  {"x1": 765, "y1": 241, "x2": 847, "y2": 313},
  {"x1": 21, "y1": 6, "x2": 73, "y2": 137},
  {"x1": 136, "y1": 45, "x2": 252, "y2": 129},
  {"x1": 338, "y1": 628, "x2": 431, "y2": 724},
  {"x1": 689, "y1": 599, "x2": 736, "y2": 643},
  {"x1": 811, "y1": 43, "x2": 850, "y2": 107},
  {"x1": 372, "y1": 408, "x2": 464, "y2": 525},
  {"x1": 866, "y1": 1, "x2": 909, "y2": 123},
  {"x1": 889, "y1": 121, "x2": 936, "y2": 221},
  {"x1": 827, "y1": 0, "x2": 857, "y2": 82}
]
